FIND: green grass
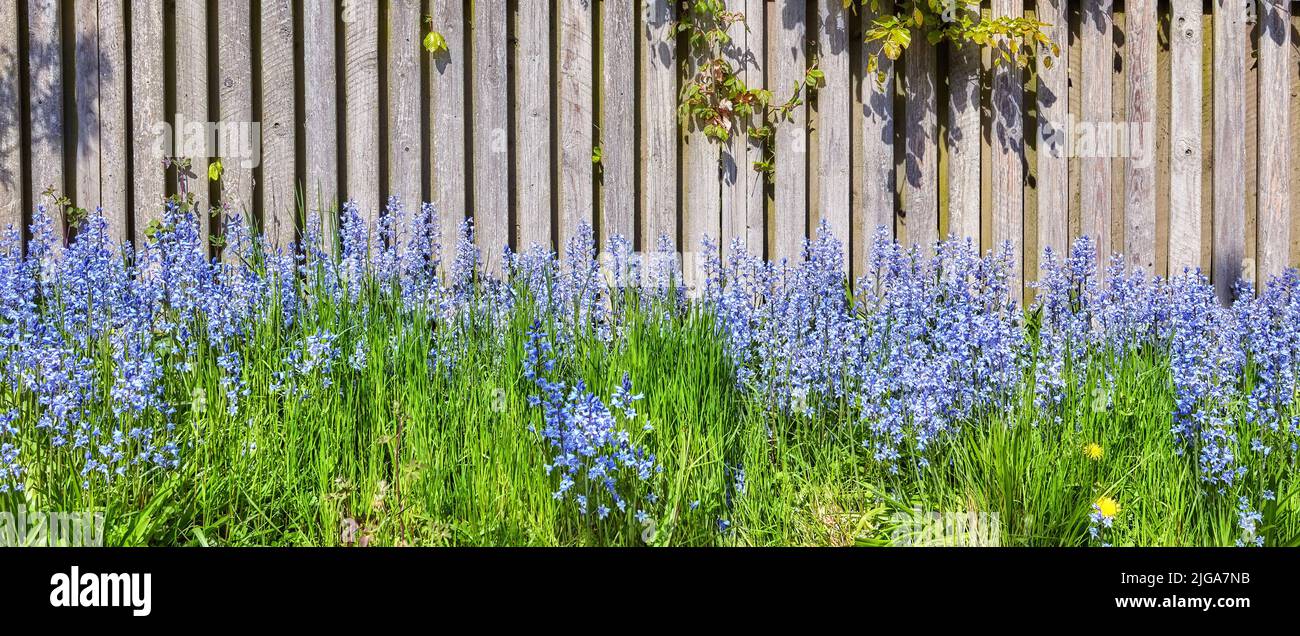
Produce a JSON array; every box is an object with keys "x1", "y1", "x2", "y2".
[{"x1": 4, "y1": 276, "x2": 1298, "y2": 547}]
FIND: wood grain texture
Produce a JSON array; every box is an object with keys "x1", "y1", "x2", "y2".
[
  {"x1": 174, "y1": 0, "x2": 208, "y2": 228},
  {"x1": 903, "y1": 32, "x2": 936, "y2": 255},
  {"x1": 1035, "y1": 0, "x2": 1067, "y2": 274},
  {"x1": 1213, "y1": 0, "x2": 1246, "y2": 301},
  {"x1": 771, "y1": 0, "x2": 806, "y2": 264},
  {"x1": 343, "y1": 0, "x2": 380, "y2": 227},
  {"x1": 1169, "y1": 0, "x2": 1202, "y2": 275},
  {"x1": 472, "y1": 0, "x2": 509, "y2": 271},
  {"x1": 216, "y1": 0, "x2": 253, "y2": 231},
  {"x1": 683, "y1": 19, "x2": 720, "y2": 286},
  {"x1": 129, "y1": 0, "x2": 164, "y2": 248},
  {"x1": 1124, "y1": 0, "x2": 1156, "y2": 273},
  {"x1": 641, "y1": 0, "x2": 677, "y2": 249},
  {"x1": 430, "y1": 0, "x2": 466, "y2": 264},
  {"x1": 719, "y1": 0, "x2": 765, "y2": 259},
  {"x1": 991, "y1": 0, "x2": 1024, "y2": 303},
  {"x1": 73, "y1": 0, "x2": 99, "y2": 212},
  {"x1": 557, "y1": 0, "x2": 592, "y2": 253},
  {"x1": 27, "y1": 0, "x2": 64, "y2": 243},
  {"x1": 302, "y1": 0, "x2": 336, "y2": 245},
  {"x1": 0, "y1": 0, "x2": 22, "y2": 232},
  {"x1": 1081, "y1": 0, "x2": 1112, "y2": 267},
  {"x1": 517, "y1": 0, "x2": 553, "y2": 250},
  {"x1": 387, "y1": 0, "x2": 421, "y2": 229},
  {"x1": 857, "y1": 0, "x2": 894, "y2": 281},
  {"x1": 599, "y1": 0, "x2": 633, "y2": 246},
  {"x1": 1257, "y1": 0, "x2": 1290, "y2": 280},
  {"x1": 816, "y1": 0, "x2": 849, "y2": 270},
  {"x1": 259, "y1": 0, "x2": 296, "y2": 247},
  {"x1": 97, "y1": 0, "x2": 126, "y2": 242}
]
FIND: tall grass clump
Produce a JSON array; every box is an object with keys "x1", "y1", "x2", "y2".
[{"x1": 0, "y1": 198, "x2": 1296, "y2": 546}]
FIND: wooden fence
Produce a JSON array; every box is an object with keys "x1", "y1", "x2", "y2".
[{"x1": 0, "y1": 1, "x2": 1298, "y2": 301}]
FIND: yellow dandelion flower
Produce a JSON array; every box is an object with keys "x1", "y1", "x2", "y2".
[
  {"x1": 1083, "y1": 442, "x2": 1103, "y2": 461},
  {"x1": 1094, "y1": 496, "x2": 1120, "y2": 519}
]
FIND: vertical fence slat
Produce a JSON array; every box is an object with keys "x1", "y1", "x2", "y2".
[
  {"x1": 816, "y1": 0, "x2": 849, "y2": 269},
  {"x1": 1035, "y1": 0, "x2": 1067, "y2": 275},
  {"x1": 903, "y1": 33, "x2": 937, "y2": 254},
  {"x1": 430, "y1": 0, "x2": 466, "y2": 258},
  {"x1": 1124, "y1": 0, "x2": 1156, "y2": 273},
  {"x1": 1213, "y1": 0, "x2": 1247, "y2": 300},
  {"x1": 387, "y1": 1, "x2": 421, "y2": 222},
  {"x1": 991, "y1": 0, "x2": 1024, "y2": 302},
  {"x1": 342, "y1": 0, "x2": 380, "y2": 225},
  {"x1": 856, "y1": 0, "x2": 894, "y2": 280},
  {"x1": 948, "y1": 1, "x2": 981, "y2": 249},
  {"x1": 558, "y1": 0, "x2": 592, "y2": 251},
  {"x1": 1169, "y1": 0, "x2": 1202, "y2": 275},
  {"x1": 216, "y1": 0, "x2": 252, "y2": 225},
  {"x1": 472, "y1": 0, "x2": 509, "y2": 270},
  {"x1": 518, "y1": 0, "x2": 552, "y2": 250},
  {"x1": 175, "y1": 0, "x2": 208, "y2": 225},
  {"x1": 73, "y1": 0, "x2": 100, "y2": 212},
  {"x1": 129, "y1": 0, "x2": 163, "y2": 247},
  {"x1": 303, "y1": 0, "x2": 336, "y2": 241},
  {"x1": 0, "y1": 0, "x2": 21, "y2": 231},
  {"x1": 1081, "y1": 0, "x2": 1112, "y2": 264},
  {"x1": 1258, "y1": 0, "x2": 1291, "y2": 280},
  {"x1": 720, "y1": 0, "x2": 765, "y2": 258},
  {"x1": 771, "y1": 0, "x2": 806, "y2": 263},
  {"x1": 599, "y1": 0, "x2": 633, "y2": 245},
  {"x1": 27, "y1": 0, "x2": 64, "y2": 242},
  {"x1": 97, "y1": 0, "x2": 126, "y2": 240},
  {"x1": 683, "y1": 19, "x2": 720, "y2": 281},
  {"x1": 259, "y1": 0, "x2": 296, "y2": 246},
  {"x1": 641, "y1": 0, "x2": 676, "y2": 248}
]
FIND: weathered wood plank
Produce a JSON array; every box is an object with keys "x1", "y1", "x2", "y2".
[
  {"x1": 1257, "y1": 0, "x2": 1290, "y2": 282},
  {"x1": 599, "y1": 0, "x2": 633, "y2": 246},
  {"x1": 73, "y1": 0, "x2": 100, "y2": 212},
  {"x1": 641, "y1": 0, "x2": 677, "y2": 249},
  {"x1": 991, "y1": 0, "x2": 1024, "y2": 303},
  {"x1": 342, "y1": 0, "x2": 380, "y2": 227},
  {"x1": 27, "y1": 0, "x2": 64, "y2": 243},
  {"x1": 1124, "y1": 0, "x2": 1156, "y2": 273},
  {"x1": 429, "y1": 0, "x2": 465, "y2": 265},
  {"x1": 1035, "y1": 0, "x2": 1067, "y2": 274},
  {"x1": 771, "y1": 0, "x2": 806, "y2": 264},
  {"x1": 129, "y1": 0, "x2": 164, "y2": 248},
  {"x1": 387, "y1": 0, "x2": 421, "y2": 232},
  {"x1": 682, "y1": 12, "x2": 720, "y2": 285},
  {"x1": 259, "y1": 0, "x2": 296, "y2": 247},
  {"x1": 557, "y1": 0, "x2": 592, "y2": 253},
  {"x1": 97, "y1": 0, "x2": 126, "y2": 242},
  {"x1": 217, "y1": 0, "x2": 253, "y2": 231},
  {"x1": 517, "y1": 0, "x2": 552, "y2": 250},
  {"x1": 0, "y1": 0, "x2": 22, "y2": 232},
  {"x1": 903, "y1": 30, "x2": 936, "y2": 255},
  {"x1": 1169, "y1": 0, "x2": 1202, "y2": 275},
  {"x1": 302, "y1": 0, "x2": 336, "y2": 246},
  {"x1": 1213, "y1": 0, "x2": 1246, "y2": 300},
  {"x1": 816, "y1": 0, "x2": 849, "y2": 269},
  {"x1": 857, "y1": 0, "x2": 893, "y2": 281},
  {"x1": 948, "y1": 0, "x2": 980, "y2": 250},
  {"x1": 1081, "y1": 0, "x2": 1111, "y2": 265},
  {"x1": 719, "y1": 0, "x2": 765, "y2": 258},
  {"x1": 472, "y1": 0, "x2": 509, "y2": 272},
  {"x1": 174, "y1": 0, "x2": 208, "y2": 229}
]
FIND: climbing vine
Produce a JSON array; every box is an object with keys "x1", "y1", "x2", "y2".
[{"x1": 676, "y1": 1, "x2": 1058, "y2": 179}]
